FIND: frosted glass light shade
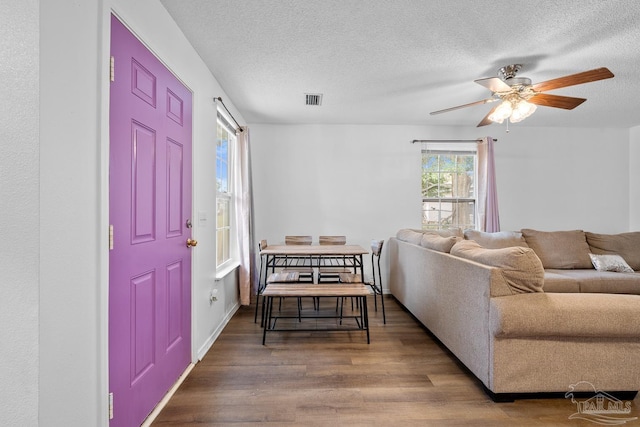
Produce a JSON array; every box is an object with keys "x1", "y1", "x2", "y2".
[
  {"x1": 510, "y1": 100, "x2": 537, "y2": 123},
  {"x1": 488, "y1": 100, "x2": 513, "y2": 123}
]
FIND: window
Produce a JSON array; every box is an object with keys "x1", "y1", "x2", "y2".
[
  {"x1": 216, "y1": 111, "x2": 236, "y2": 268},
  {"x1": 422, "y1": 148, "x2": 477, "y2": 230}
]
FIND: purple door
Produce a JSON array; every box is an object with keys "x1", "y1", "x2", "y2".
[{"x1": 109, "y1": 15, "x2": 192, "y2": 427}]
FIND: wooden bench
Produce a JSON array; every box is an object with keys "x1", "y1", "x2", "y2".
[{"x1": 261, "y1": 283, "x2": 371, "y2": 344}]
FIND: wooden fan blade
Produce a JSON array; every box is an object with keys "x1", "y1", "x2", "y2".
[
  {"x1": 477, "y1": 104, "x2": 499, "y2": 127},
  {"x1": 475, "y1": 77, "x2": 512, "y2": 93},
  {"x1": 430, "y1": 98, "x2": 497, "y2": 115},
  {"x1": 529, "y1": 93, "x2": 587, "y2": 110},
  {"x1": 531, "y1": 67, "x2": 614, "y2": 92}
]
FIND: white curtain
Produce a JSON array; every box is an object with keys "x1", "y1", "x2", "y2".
[
  {"x1": 233, "y1": 127, "x2": 256, "y2": 306},
  {"x1": 476, "y1": 136, "x2": 500, "y2": 232}
]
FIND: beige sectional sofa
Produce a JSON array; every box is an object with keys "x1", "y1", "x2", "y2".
[{"x1": 388, "y1": 228, "x2": 640, "y2": 401}]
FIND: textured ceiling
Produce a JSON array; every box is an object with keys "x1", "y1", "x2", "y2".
[{"x1": 160, "y1": 0, "x2": 640, "y2": 128}]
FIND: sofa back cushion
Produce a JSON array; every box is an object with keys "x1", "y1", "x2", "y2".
[
  {"x1": 420, "y1": 233, "x2": 461, "y2": 253},
  {"x1": 396, "y1": 228, "x2": 463, "y2": 245},
  {"x1": 586, "y1": 231, "x2": 640, "y2": 271},
  {"x1": 464, "y1": 230, "x2": 528, "y2": 249},
  {"x1": 395, "y1": 229, "x2": 424, "y2": 245},
  {"x1": 427, "y1": 228, "x2": 463, "y2": 238},
  {"x1": 521, "y1": 229, "x2": 592, "y2": 269},
  {"x1": 450, "y1": 240, "x2": 544, "y2": 293}
]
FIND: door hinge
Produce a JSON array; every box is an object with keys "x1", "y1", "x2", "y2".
[
  {"x1": 109, "y1": 392, "x2": 114, "y2": 419},
  {"x1": 110, "y1": 56, "x2": 115, "y2": 82},
  {"x1": 109, "y1": 225, "x2": 114, "y2": 250}
]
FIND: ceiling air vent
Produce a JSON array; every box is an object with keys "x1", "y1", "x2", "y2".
[{"x1": 305, "y1": 93, "x2": 323, "y2": 106}]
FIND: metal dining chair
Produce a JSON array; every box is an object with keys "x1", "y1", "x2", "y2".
[
  {"x1": 317, "y1": 235, "x2": 354, "y2": 283},
  {"x1": 254, "y1": 239, "x2": 303, "y2": 325},
  {"x1": 254, "y1": 239, "x2": 275, "y2": 323},
  {"x1": 318, "y1": 235, "x2": 346, "y2": 245},
  {"x1": 339, "y1": 239, "x2": 386, "y2": 324},
  {"x1": 284, "y1": 235, "x2": 313, "y2": 245},
  {"x1": 283, "y1": 235, "x2": 315, "y2": 283}
]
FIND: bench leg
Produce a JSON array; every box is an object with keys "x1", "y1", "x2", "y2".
[
  {"x1": 262, "y1": 296, "x2": 273, "y2": 345},
  {"x1": 254, "y1": 283, "x2": 266, "y2": 324},
  {"x1": 363, "y1": 296, "x2": 370, "y2": 344}
]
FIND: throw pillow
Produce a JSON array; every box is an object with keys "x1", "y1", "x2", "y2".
[
  {"x1": 586, "y1": 231, "x2": 640, "y2": 271},
  {"x1": 450, "y1": 240, "x2": 544, "y2": 293},
  {"x1": 589, "y1": 253, "x2": 635, "y2": 273},
  {"x1": 463, "y1": 230, "x2": 529, "y2": 249},
  {"x1": 521, "y1": 229, "x2": 592, "y2": 269},
  {"x1": 420, "y1": 233, "x2": 460, "y2": 253}
]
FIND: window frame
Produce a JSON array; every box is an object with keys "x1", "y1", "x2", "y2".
[
  {"x1": 215, "y1": 110, "x2": 237, "y2": 272},
  {"x1": 421, "y1": 146, "x2": 478, "y2": 231}
]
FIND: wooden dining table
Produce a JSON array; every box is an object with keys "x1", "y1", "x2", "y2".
[{"x1": 259, "y1": 244, "x2": 369, "y2": 279}]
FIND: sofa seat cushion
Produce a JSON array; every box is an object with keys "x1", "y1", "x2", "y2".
[
  {"x1": 490, "y1": 293, "x2": 640, "y2": 338},
  {"x1": 542, "y1": 270, "x2": 580, "y2": 293},
  {"x1": 586, "y1": 231, "x2": 640, "y2": 271},
  {"x1": 521, "y1": 229, "x2": 593, "y2": 269},
  {"x1": 544, "y1": 269, "x2": 640, "y2": 295},
  {"x1": 464, "y1": 230, "x2": 529, "y2": 249},
  {"x1": 451, "y1": 240, "x2": 544, "y2": 293}
]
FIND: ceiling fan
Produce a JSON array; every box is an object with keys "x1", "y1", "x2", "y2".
[{"x1": 430, "y1": 64, "x2": 614, "y2": 127}]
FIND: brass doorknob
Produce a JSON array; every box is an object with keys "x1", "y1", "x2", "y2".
[{"x1": 186, "y1": 238, "x2": 198, "y2": 248}]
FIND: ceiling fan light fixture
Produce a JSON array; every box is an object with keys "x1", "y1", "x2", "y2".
[
  {"x1": 431, "y1": 66, "x2": 614, "y2": 127},
  {"x1": 499, "y1": 64, "x2": 522, "y2": 80},
  {"x1": 509, "y1": 100, "x2": 537, "y2": 123},
  {"x1": 488, "y1": 100, "x2": 513, "y2": 123}
]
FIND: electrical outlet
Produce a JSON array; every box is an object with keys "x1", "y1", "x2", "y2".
[{"x1": 209, "y1": 289, "x2": 218, "y2": 303}]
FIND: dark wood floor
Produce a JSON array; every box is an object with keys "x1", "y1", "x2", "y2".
[{"x1": 152, "y1": 296, "x2": 640, "y2": 426}]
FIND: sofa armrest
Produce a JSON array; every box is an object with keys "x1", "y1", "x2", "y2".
[{"x1": 490, "y1": 293, "x2": 640, "y2": 338}]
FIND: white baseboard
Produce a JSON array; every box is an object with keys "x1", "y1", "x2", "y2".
[{"x1": 197, "y1": 301, "x2": 240, "y2": 360}]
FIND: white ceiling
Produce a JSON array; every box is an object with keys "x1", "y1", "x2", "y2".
[{"x1": 159, "y1": 0, "x2": 640, "y2": 128}]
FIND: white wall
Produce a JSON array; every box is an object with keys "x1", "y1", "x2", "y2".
[
  {"x1": 250, "y1": 124, "x2": 632, "y2": 287},
  {"x1": 0, "y1": 1, "x2": 39, "y2": 426},
  {"x1": 38, "y1": 0, "x2": 242, "y2": 425},
  {"x1": 631, "y1": 125, "x2": 640, "y2": 230},
  {"x1": 251, "y1": 124, "x2": 420, "y2": 249},
  {"x1": 496, "y1": 126, "x2": 630, "y2": 233},
  {"x1": 40, "y1": 1, "x2": 107, "y2": 425}
]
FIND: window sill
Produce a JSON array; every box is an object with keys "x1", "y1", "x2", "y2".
[{"x1": 215, "y1": 261, "x2": 241, "y2": 281}]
